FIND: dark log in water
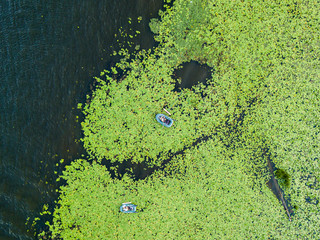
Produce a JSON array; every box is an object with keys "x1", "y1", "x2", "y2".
[{"x1": 267, "y1": 158, "x2": 292, "y2": 221}]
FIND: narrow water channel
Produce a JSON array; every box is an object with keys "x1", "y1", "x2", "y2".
[{"x1": 0, "y1": 1, "x2": 162, "y2": 239}]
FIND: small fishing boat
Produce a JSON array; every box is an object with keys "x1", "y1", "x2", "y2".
[
  {"x1": 156, "y1": 114, "x2": 173, "y2": 127},
  {"x1": 120, "y1": 202, "x2": 137, "y2": 213}
]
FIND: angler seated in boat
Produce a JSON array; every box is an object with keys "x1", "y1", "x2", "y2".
[
  {"x1": 160, "y1": 116, "x2": 170, "y2": 125},
  {"x1": 156, "y1": 114, "x2": 173, "y2": 127},
  {"x1": 120, "y1": 202, "x2": 137, "y2": 213}
]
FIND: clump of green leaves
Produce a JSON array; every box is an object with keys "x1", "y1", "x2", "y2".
[
  {"x1": 275, "y1": 169, "x2": 291, "y2": 189},
  {"x1": 43, "y1": 141, "x2": 289, "y2": 239},
  {"x1": 81, "y1": 51, "x2": 219, "y2": 166}
]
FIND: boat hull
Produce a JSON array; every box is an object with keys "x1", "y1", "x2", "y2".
[
  {"x1": 120, "y1": 203, "x2": 137, "y2": 213},
  {"x1": 156, "y1": 114, "x2": 173, "y2": 127}
]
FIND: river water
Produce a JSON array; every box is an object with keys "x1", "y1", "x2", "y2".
[{"x1": 0, "y1": 1, "x2": 162, "y2": 239}]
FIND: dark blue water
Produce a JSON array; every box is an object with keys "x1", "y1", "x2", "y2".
[{"x1": 0, "y1": 1, "x2": 162, "y2": 239}]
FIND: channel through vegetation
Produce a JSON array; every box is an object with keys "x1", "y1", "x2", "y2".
[{"x1": 37, "y1": 0, "x2": 319, "y2": 239}]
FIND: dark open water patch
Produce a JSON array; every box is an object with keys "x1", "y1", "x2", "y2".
[
  {"x1": 0, "y1": 0, "x2": 162, "y2": 239},
  {"x1": 173, "y1": 61, "x2": 212, "y2": 91}
]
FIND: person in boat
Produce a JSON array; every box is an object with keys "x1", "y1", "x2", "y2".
[
  {"x1": 122, "y1": 205, "x2": 132, "y2": 211},
  {"x1": 159, "y1": 116, "x2": 166, "y2": 123},
  {"x1": 160, "y1": 116, "x2": 171, "y2": 125}
]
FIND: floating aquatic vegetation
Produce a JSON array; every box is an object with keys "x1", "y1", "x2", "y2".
[{"x1": 38, "y1": 0, "x2": 320, "y2": 239}]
